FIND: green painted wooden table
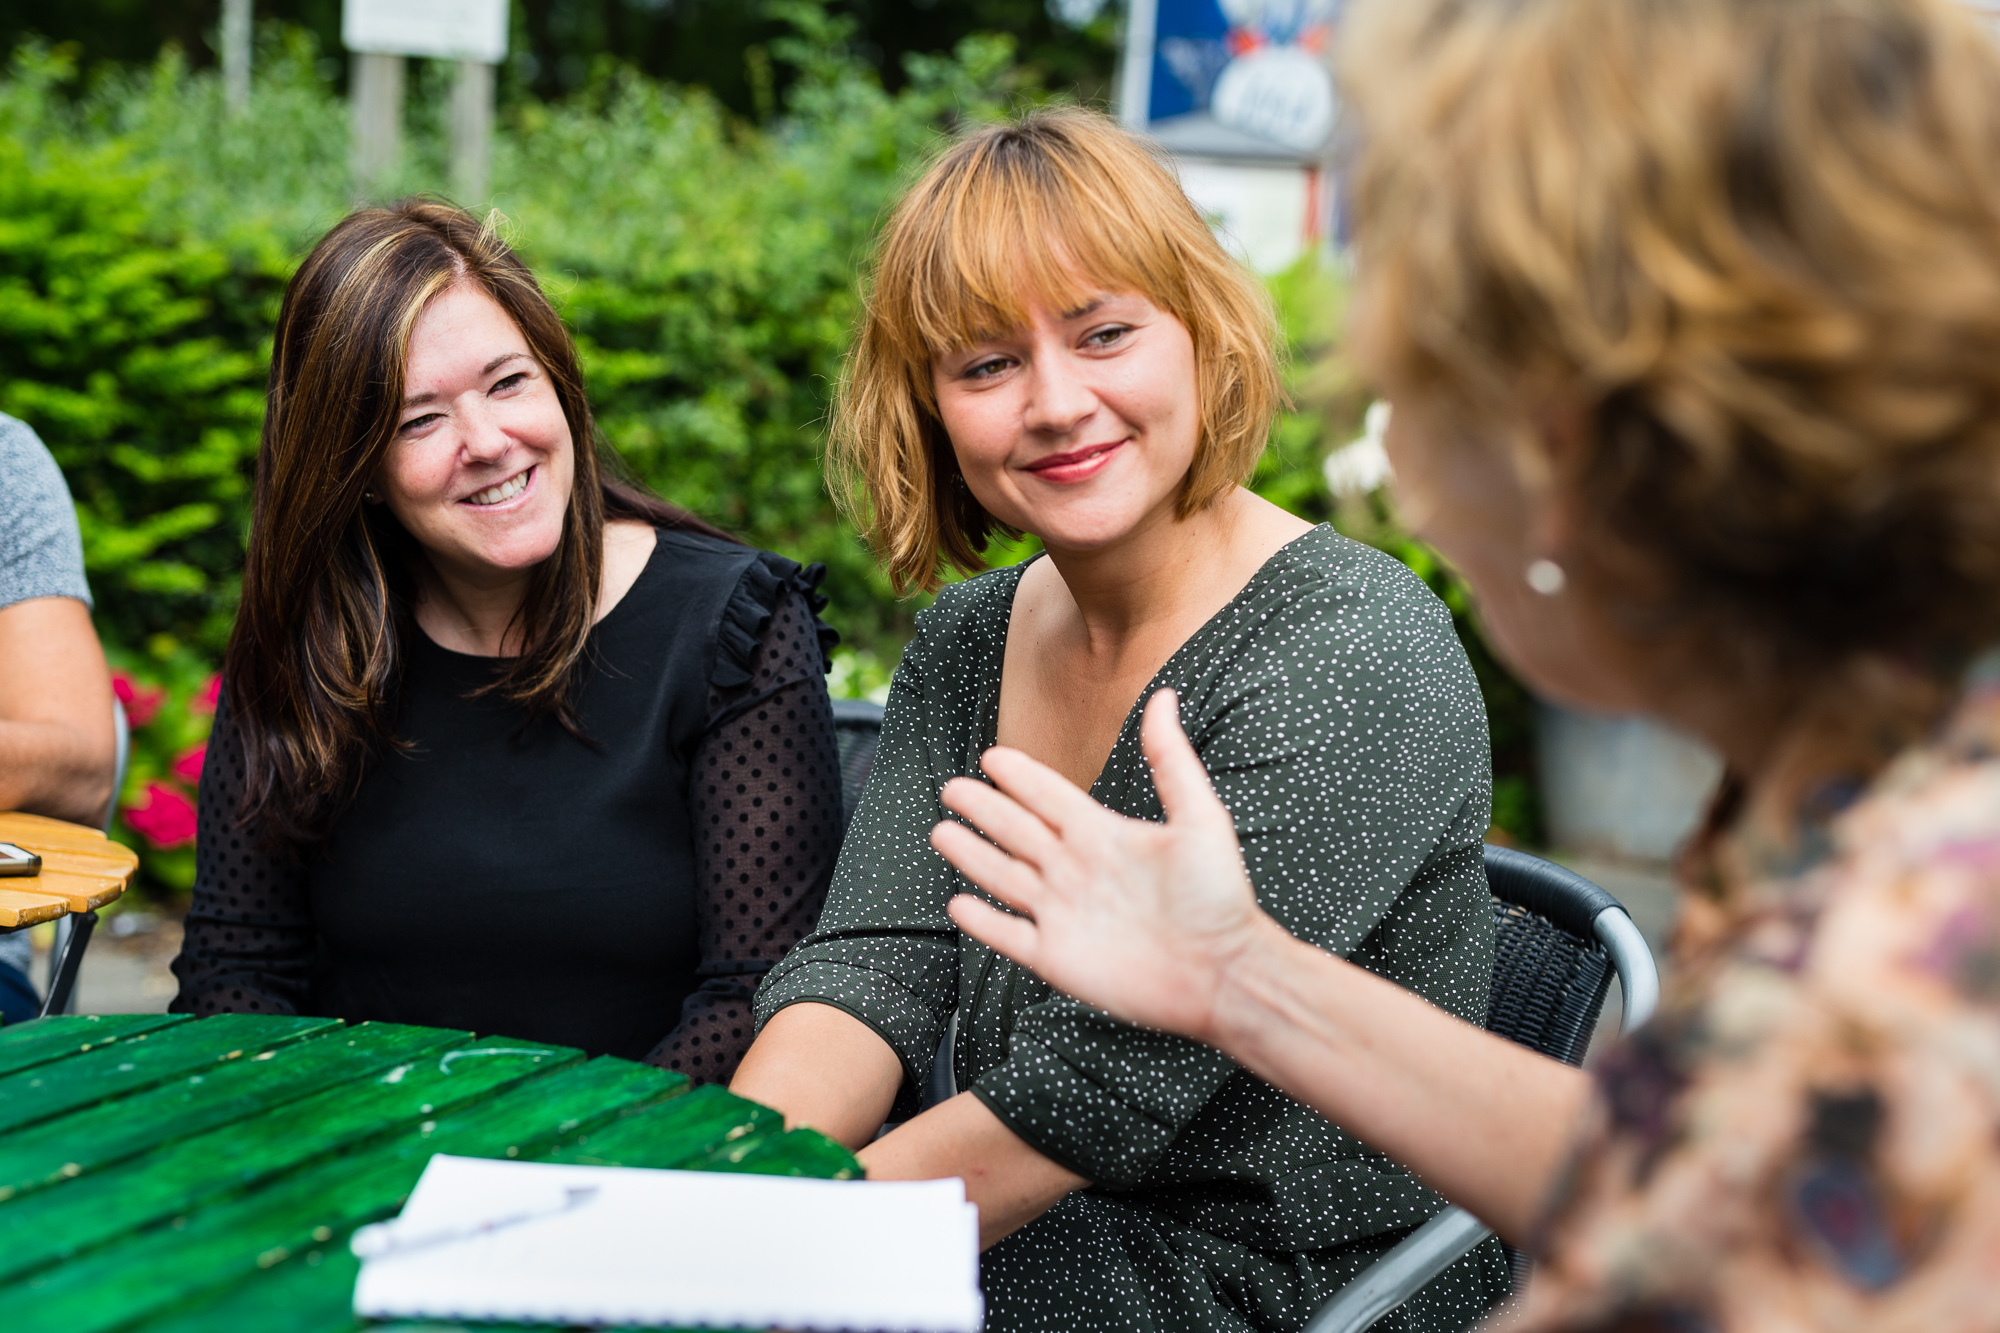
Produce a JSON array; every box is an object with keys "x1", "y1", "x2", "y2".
[{"x1": 0, "y1": 1012, "x2": 860, "y2": 1332}]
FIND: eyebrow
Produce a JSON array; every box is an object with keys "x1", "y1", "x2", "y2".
[
  {"x1": 400, "y1": 353, "x2": 532, "y2": 409},
  {"x1": 1060, "y1": 297, "x2": 1107, "y2": 322}
]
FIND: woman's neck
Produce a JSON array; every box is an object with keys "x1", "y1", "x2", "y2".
[
  {"x1": 1037, "y1": 488, "x2": 1307, "y2": 657},
  {"x1": 1653, "y1": 650, "x2": 1950, "y2": 844},
  {"x1": 408, "y1": 520, "x2": 656, "y2": 659},
  {"x1": 411, "y1": 556, "x2": 535, "y2": 657}
]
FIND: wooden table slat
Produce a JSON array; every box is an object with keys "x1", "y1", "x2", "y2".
[
  {"x1": 544, "y1": 1082, "x2": 782, "y2": 1170},
  {"x1": 728, "y1": 1126, "x2": 866, "y2": 1180},
  {"x1": 0, "y1": 811, "x2": 139, "y2": 926},
  {"x1": 0, "y1": 1014, "x2": 341, "y2": 1137},
  {"x1": 6, "y1": 866, "x2": 131, "y2": 914},
  {"x1": 18, "y1": 1058, "x2": 688, "y2": 1333},
  {"x1": 0, "y1": 1014, "x2": 189, "y2": 1079},
  {"x1": 0, "y1": 810, "x2": 135, "y2": 852},
  {"x1": 0, "y1": 1034, "x2": 578, "y2": 1284},
  {"x1": 123, "y1": 1242, "x2": 363, "y2": 1333},
  {"x1": 0, "y1": 1017, "x2": 863, "y2": 1333},
  {"x1": 0, "y1": 1023, "x2": 457, "y2": 1205},
  {"x1": 0, "y1": 886, "x2": 68, "y2": 929}
]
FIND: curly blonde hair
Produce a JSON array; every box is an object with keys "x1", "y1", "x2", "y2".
[
  {"x1": 829, "y1": 108, "x2": 1283, "y2": 594},
  {"x1": 1344, "y1": 0, "x2": 2000, "y2": 686}
]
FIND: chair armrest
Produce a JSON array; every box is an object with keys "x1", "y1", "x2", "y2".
[
  {"x1": 1302, "y1": 1207, "x2": 1494, "y2": 1333},
  {"x1": 1589, "y1": 906, "x2": 1659, "y2": 1033}
]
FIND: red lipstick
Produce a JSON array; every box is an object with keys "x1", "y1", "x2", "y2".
[{"x1": 1022, "y1": 439, "x2": 1125, "y2": 484}]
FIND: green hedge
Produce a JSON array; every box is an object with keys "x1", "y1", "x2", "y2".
[
  {"x1": 0, "y1": 18, "x2": 1348, "y2": 666},
  {"x1": 0, "y1": 19, "x2": 1537, "y2": 892}
]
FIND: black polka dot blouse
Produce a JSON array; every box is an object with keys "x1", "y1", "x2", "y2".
[{"x1": 170, "y1": 529, "x2": 842, "y2": 1084}]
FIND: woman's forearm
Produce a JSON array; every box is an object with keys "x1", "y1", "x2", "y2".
[
  {"x1": 728, "y1": 1001, "x2": 904, "y2": 1150},
  {"x1": 1209, "y1": 916, "x2": 1592, "y2": 1244},
  {"x1": 859, "y1": 1092, "x2": 1090, "y2": 1249},
  {"x1": 0, "y1": 596, "x2": 115, "y2": 826},
  {"x1": 0, "y1": 719, "x2": 113, "y2": 825},
  {"x1": 732, "y1": 1004, "x2": 1088, "y2": 1246}
]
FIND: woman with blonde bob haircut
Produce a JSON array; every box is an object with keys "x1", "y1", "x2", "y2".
[
  {"x1": 921, "y1": 1, "x2": 2000, "y2": 1329},
  {"x1": 831, "y1": 108, "x2": 1281, "y2": 593},
  {"x1": 734, "y1": 109, "x2": 1509, "y2": 1331}
]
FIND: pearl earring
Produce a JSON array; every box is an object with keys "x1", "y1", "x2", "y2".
[{"x1": 1525, "y1": 558, "x2": 1566, "y2": 596}]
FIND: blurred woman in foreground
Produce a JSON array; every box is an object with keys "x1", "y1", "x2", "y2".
[{"x1": 931, "y1": 0, "x2": 2000, "y2": 1325}]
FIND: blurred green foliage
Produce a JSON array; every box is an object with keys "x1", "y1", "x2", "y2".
[
  {"x1": 0, "y1": 44, "x2": 282, "y2": 658},
  {"x1": 0, "y1": 0, "x2": 1120, "y2": 123},
  {"x1": 0, "y1": 10, "x2": 1540, "y2": 894}
]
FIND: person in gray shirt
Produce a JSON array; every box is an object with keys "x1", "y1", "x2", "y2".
[{"x1": 0, "y1": 412, "x2": 116, "y2": 1019}]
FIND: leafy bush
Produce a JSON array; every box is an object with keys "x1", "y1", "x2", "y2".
[
  {"x1": 0, "y1": 46, "x2": 282, "y2": 660},
  {"x1": 0, "y1": 14, "x2": 1538, "y2": 894},
  {"x1": 106, "y1": 648, "x2": 218, "y2": 893}
]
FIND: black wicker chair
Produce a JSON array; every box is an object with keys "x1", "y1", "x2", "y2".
[
  {"x1": 1304, "y1": 845, "x2": 1660, "y2": 1333},
  {"x1": 830, "y1": 699, "x2": 887, "y2": 827}
]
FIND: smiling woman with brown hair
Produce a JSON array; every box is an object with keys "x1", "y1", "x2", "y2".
[
  {"x1": 169, "y1": 201, "x2": 843, "y2": 1080},
  {"x1": 728, "y1": 109, "x2": 1508, "y2": 1332}
]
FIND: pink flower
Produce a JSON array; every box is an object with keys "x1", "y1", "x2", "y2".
[
  {"x1": 170, "y1": 743, "x2": 206, "y2": 787},
  {"x1": 112, "y1": 672, "x2": 165, "y2": 729},
  {"x1": 191, "y1": 673, "x2": 221, "y2": 716},
  {"x1": 124, "y1": 780, "x2": 197, "y2": 849}
]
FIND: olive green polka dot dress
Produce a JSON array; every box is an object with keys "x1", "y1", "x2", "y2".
[{"x1": 755, "y1": 526, "x2": 1509, "y2": 1332}]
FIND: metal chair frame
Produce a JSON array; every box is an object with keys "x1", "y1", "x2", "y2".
[
  {"x1": 1303, "y1": 845, "x2": 1660, "y2": 1333},
  {"x1": 830, "y1": 698, "x2": 887, "y2": 828}
]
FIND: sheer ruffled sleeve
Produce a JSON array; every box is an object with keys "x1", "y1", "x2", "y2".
[
  {"x1": 645, "y1": 557, "x2": 843, "y2": 1084},
  {"x1": 168, "y1": 692, "x2": 315, "y2": 1016}
]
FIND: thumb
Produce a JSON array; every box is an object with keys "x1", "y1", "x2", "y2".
[{"x1": 1141, "y1": 690, "x2": 1226, "y2": 828}]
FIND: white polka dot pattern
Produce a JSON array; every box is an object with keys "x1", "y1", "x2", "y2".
[{"x1": 755, "y1": 527, "x2": 1507, "y2": 1330}]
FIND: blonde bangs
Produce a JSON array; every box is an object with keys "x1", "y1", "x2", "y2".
[
  {"x1": 895, "y1": 142, "x2": 1192, "y2": 372},
  {"x1": 833, "y1": 107, "x2": 1283, "y2": 594}
]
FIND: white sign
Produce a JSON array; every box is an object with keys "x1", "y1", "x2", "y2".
[
  {"x1": 1210, "y1": 45, "x2": 1336, "y2": 154},
  {"x1": 343, "y1": 0, "x2": 509, "y2": 64}
]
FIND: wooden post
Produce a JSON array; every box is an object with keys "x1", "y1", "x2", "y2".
[
  {"x1": 450, "y1": 59, "x2": 496, "y2": 205},
  {"x1": 221, "y1": 0, "x2": 252, "y2": 112},
  {"x1": 351, "y1": 50, "x2": 405, "y2": 197}
]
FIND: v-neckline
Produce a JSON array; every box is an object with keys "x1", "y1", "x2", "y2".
[{"x1": 975, "y1": 524, "x2": 1330, "y2": 800}]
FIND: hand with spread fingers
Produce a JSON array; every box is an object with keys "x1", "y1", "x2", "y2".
[{"x1": 931, "y1": 688, "x2": 1275, "y2": 1046}]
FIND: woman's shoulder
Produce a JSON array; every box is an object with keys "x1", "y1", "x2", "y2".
[
  {"x1": 904, "y1": 561, "x2": 1031, "y2": 659},
  {"x1": 1258, "y1": 525, "x2": 1455, "y2": 628},
  {"x1": 1529, "y1": 689, "x2": 2000, "y2": 1326},
  {"x1": 609, "y1": 527, "x2": 836, "y2": 687},
  {"x1": 711, "y1": 542, "x2": 836, "y2": 691},
  {"x1": 1221, "y1": 526, "x2": 1470, "y2": 685}
]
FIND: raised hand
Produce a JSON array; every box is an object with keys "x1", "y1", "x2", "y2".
[{"x1": 930, "y1": 689, "x2": 1275, "y2": 1044}]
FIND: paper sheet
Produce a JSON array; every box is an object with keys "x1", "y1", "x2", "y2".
[{"x1": 351, "y1": 1154, "x2": 984, "y2": 1331}]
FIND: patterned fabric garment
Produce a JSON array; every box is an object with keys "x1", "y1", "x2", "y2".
[
  {"x1": 172, "y1": 532, "x2": 843, "y2": 1082},
  {"x1": 756, "y1": 525, "x2": 1510, "y2": 1333},
  {"x1": 1513, "y1": 669, "x2": 2000, "y2": 1331}
]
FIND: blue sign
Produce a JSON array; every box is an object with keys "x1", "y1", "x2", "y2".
[{"x1": 1129, "y1": 0, "x2": 1342, "y2": 157}]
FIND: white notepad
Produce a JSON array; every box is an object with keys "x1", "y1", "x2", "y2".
[{"x1": 350, "y1": 1155, "x2": 984, "y2": 1331}]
